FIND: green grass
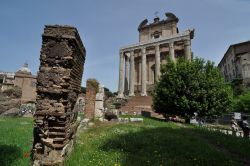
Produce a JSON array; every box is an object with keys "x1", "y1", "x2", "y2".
[
  {"x1": 65, "y1": 118, "x2": 250, "y2": 166},
  {"x1": 0, "y1": 117, "x2": 33, "y2": 166},
  {"x1": 0, "y1": 117, "x2": 250, "y2": 166}
]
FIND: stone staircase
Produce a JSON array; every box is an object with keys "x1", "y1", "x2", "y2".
[{"x1": 119, "y1": 96, "x2": 163, "y2": 118}]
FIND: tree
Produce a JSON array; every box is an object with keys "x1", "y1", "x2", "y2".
[
  {"x1": 232, "y1": 91, "x2": 250, "y2": 113},
  {"x1": 104, "y1": 87, "x2": 114, "y2": 98},
  {"x1": 81, "y1": 87, "x2": 86, "y2": 94},
  {"x1": 152, "y1": 58, "x2": 233, "y2": 122}
]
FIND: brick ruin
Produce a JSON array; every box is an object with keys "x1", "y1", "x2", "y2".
[
  {"x1": 32, "y1": 25, "x2": 85, "y2": 165},
  {"x1": 84, "y1": 79, "x2": 98, "y2": 120}
]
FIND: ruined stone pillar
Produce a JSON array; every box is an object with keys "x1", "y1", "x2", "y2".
[
  {"x1": 129, "y1": 51, "x2": 135, "y2": 96},
  {"x1": 95, "y1": 84, "x2": 104, "y2": 120},
  {"x1": 117, "y1": 51, "x2": 124, "y2": 98},
  {"x1": 169, "y1": 42, "x2": 175, "y2": 62},
  {"x1": 184, "y1": 40, "x2": 192, "y2": 61},
  {"x1": 85, "y1": 79, "x2": 98, "y2": 120},
  {"x1": 155, "y1": 44, "x2": 161, "y2": 81},
  {"x1": 141, "y1": 47, "x2": 147, "y2": 96},
  {"x1": 33, "y1": 25, "x2": 85, "y2": 165},
  {"x1": 125, "y1": 53, "x2": 130, "y2": 95}
]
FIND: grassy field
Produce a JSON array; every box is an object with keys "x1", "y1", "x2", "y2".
[
  {"x1": 0, "y1": 117, "x2": 33, "y2": 166},
  {"x1": 65, "y1": 117, "x2": 250, "y2": 166},
  {"x1": 0, "y1": 117, "x2": 250, "y2": 166}
]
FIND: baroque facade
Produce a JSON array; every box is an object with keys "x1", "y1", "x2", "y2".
[
  {"x1": 0, "y1": 63, "x2": 37, "y2": 102},
  {"x1": 218, "y1": 40, "x2": 250, "y2": 87},
  {"x1": 118, "y1": 13, "x2": 194, "y2": 98}
]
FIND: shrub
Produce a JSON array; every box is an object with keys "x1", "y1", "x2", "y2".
[{"x1": 104, "y1": 112, "x2": 118, "y2": 121}]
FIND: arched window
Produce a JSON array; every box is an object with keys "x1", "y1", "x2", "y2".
[{"x1": 152, "y1": 31, "x2": 161, "y2": 39}]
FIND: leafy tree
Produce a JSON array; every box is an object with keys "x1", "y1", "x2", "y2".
[
  {"x1": 81, "y1": 86, "x2": 86, "y2": 94},
  {"x1": 104, "y1": 87, "x2": 114, "y2": 98},
  {"x1": 232, "y1": 91, "x2": 250, "y2": 113},
  {"x1": 231, "y1": 79, "x2": 246, "y2": 96},
  {"x1": 152, "y1": 58, "x2": 233, "y2": 122}
]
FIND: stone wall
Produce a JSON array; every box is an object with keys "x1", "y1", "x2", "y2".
[{"x1": 32, "y1": 25, "x2": 85, "y2": 165}]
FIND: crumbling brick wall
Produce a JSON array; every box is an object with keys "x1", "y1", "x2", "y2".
[
  {"x1": 33, "y1": 25, "x2": 85, "y2": 165},
  {"x1": 84, "y1": 80, "x2": 98, "y2": 120}
]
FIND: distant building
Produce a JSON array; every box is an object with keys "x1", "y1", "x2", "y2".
[
  {"x1": 0, "y1": 71, "x2": 15, "y2": 91},
  {"x1": 0, "y1": 63, "x2": 37, "y2": 102},
  {"x1": 218, "y1": 40, "x2": 250, "y2": 88}
]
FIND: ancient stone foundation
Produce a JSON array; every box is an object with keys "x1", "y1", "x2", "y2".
[{"x1": 33, "y1": 25, "x2": 85, "y2": 165}]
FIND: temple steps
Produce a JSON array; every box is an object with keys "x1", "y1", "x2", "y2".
[{"x1": 119, "y1": 96, "x2": 163, "y2": 119}]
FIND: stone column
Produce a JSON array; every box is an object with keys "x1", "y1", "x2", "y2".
[
  {"x1": 184, "y1": 40, "x2": 192, "y2": 61},
  {"x1": 118, "y1": 51, "x2": 125, "y2": 98},
  {"x1": 155, "y1": 44, "x2": 161, "y2": 81},
  {"x1": 125, "y1": 53, "x2": 130, "y2": 95},
  {"x1": 169, "y1": 42, "x2": 175, "y2": 62},
  {"x1": 141, "y1": 47, "x2": 147, "y2": 96},
  {"x1": 129, "y1": 51, "x2": 135, "y2": 96}
]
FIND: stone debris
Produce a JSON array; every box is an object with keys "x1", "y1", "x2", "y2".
[
  {"x1": 32, "y1": 25, "x2": 85, "y2": 166},
  {"x1": 118, "y1": 117, "x2": 144, "y2": 123},
  {"x1": 0, "y1": 98, "x2": 21, "y2": 115},
  {"x1": 118, "y1": 118, "x2": 129, "y2": 123},
  {"x1": 1, "y1": 107, "x2": 19, "y2": 116},
  {"x1": 130, "y1": 118, "x2": 144, "y2": 122}
]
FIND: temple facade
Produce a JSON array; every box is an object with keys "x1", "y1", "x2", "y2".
[{"x1": 118, "y1": 13, "x2": 194, "y2": 98}]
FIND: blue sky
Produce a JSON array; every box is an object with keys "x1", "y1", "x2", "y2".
[{"x1": 0, "y1": 0, "x2": 250, "y2": 91}]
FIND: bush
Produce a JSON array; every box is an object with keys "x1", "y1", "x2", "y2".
[
  {"x1": 153, "y1": 58, "x2": 233, "y2": 122},
  {"x1": 104, "y1": 112, "x2": 118, "y2": 121},
  {"x1": 232, "y1": 91, "x2": 250, "y2": 113}
]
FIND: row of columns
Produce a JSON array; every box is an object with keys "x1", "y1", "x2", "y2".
[{"x1": 118, "y1": 40, "x2": 191, "y2": 98}]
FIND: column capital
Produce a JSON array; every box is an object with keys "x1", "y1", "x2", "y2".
[
  {"x1": 155, "y1": 44, "x2": 160, "y2": 51},
  {"x1": 155, "y1": 43, "x2": 160, "y2": 47},
  {"x1": 125, "y1": 52, "x2": 130, "y2": 58},
  {"x1": 142, "y1": 47, "x2": 146, "y2": 54},
  {"x1": 169, "y1": 42, "x2": 174, "y2": 48},
  {"x1": 130, "y1": 50, "x2": 134, "y2": 56},
  {"x1": 184, "y1": 40, "x2": 191, "y2": 46}
]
